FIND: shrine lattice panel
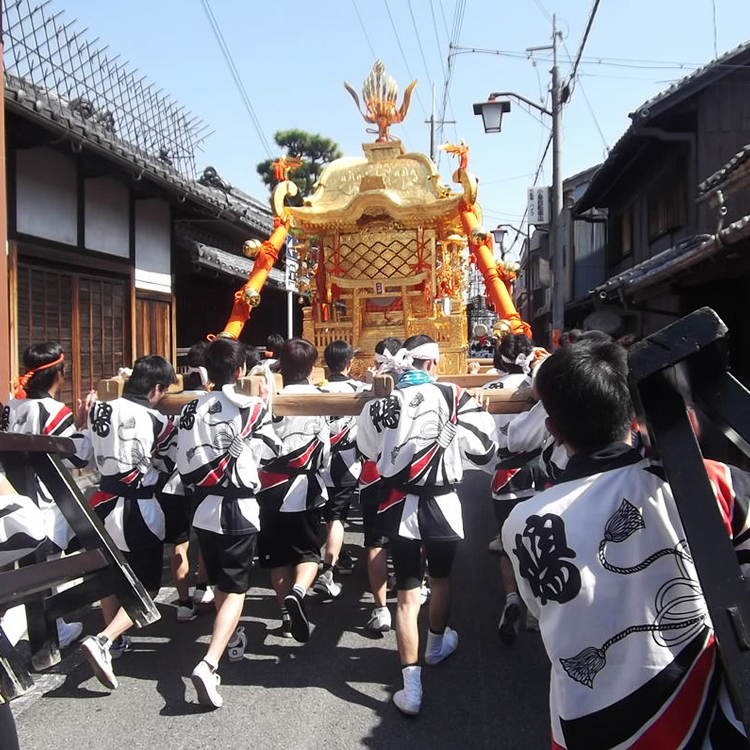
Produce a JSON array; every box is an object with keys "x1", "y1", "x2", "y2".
[{"x1": 333, "y1": 235, "x2": 429, "y2": 280}]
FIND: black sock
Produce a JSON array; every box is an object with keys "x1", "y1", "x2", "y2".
[
  {"x1": 402, "y1": 662, "x2": 418, "y2": 669},
  {"x1": 322, "y1": 562, "x2": 333, "y2": 574},
  {"x1": 179, "y1": 598, "x2": 192, "y2": 607},
  {"x1": 195, "y1": 583, "x2": 207, "y2": 592}
]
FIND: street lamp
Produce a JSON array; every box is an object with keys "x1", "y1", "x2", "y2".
[
  {"x1": 490, "y1": 225, "x2": 508, "y2": 260},
  {"x1": 471, "y1": 17, "x2": 564, "y2": 346},
  {"x1": 472, "y1": 98, "x2": 511, "y2": 133}
]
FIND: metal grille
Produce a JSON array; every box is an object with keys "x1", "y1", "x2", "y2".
[
  {"x1": 3, "y1": 0, "x2": 210, "y2": 178},
  {"x1": 336, "y1": 236, "x2": 420, "y2": 280}
]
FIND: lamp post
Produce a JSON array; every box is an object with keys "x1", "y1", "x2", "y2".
[{"x1": 472, "y1": 16, "x2": 564, "y2": 346}]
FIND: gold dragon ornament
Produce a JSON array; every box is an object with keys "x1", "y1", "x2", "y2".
[{"x1": 345, "y1": 61, "x2": 417, "y2": 142}]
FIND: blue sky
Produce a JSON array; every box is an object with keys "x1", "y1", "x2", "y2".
[{"x1": 36, "y1": 0, "x2": 750, "y2": 257}]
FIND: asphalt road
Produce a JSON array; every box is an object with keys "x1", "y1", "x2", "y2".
[{"x1": 13, "y1": 471, "x2": 550, "y2": 749}]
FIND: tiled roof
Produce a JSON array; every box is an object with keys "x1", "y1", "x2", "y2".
[
  {"x1": 591, "y1": 214, "x2": 750, "y2": 299},
  {"x1": 698, "y1": 142, "x2": 750, "y2": 195},
  {"x1": 179, "y1": 236, "x2": 286, "y2": 289}
]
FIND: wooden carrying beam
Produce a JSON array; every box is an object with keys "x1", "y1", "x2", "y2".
[{"x1": 148, "y1": 374, "x2": 533, "y2": 417}]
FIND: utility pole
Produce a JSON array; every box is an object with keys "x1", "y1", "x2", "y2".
[
  {"x1": 550, "y1": 14, "x2": 564, "y2": 343},
  {"x1": 425, "y1": 84, "x2": 455, "y2": 161}
]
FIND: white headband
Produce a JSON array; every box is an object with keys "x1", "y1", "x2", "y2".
[
  {"x1": 500, "y1": 351, "x2": 535, "y2": 375},
  {"x1": 187, "y1": 365, "x2": 209, "y2": 385},
  {"x1": 408, "y1": 342, "x2": 440, "y2": 362},
  {"x1": 374, "y1": 352, "x2": 387, "y2": 364},
  {"x1": 378, "y1": 343, "x2": 440, "y2": 375}
]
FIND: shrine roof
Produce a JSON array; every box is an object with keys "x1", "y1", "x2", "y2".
[{"x1": 289, "y1": 141, "x2": 462, "y2": 228}]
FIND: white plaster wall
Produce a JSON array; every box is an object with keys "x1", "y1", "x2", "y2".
[
  {"x1": 134, "y1": 199, "x2": 171, "y2": 293},
  {"x1": 16, "y1": 147, "x2": 78, "y2": 245},
  {"x1": 84, "y1": 177, "x2": 130, "y2": 258}
]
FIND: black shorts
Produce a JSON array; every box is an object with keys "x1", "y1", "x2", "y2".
[
  {"x1": 323, "y1": 485, "x2": 355, "y2": 523},
  {"x1": 492, "y1": 497, "x2": 531, "y2": 557},
  {"x1": 123, "y1": 543, "x2": 164, "y2": 594},
  {"x1": 159, "y1": 492, "x2": 191, "y2": 545},
  {"x1": 195, "y1": 528, "x2": 257, "y2": 594},
  {"x1": 362, "y1": 503, "x2": 388, "y2": 549},
  {"x1": 257, "y1": 507, "x2": 324, "y2": 569},
  {"x1": 389, "y1": 537, "x2": 459, "y2": 591}
]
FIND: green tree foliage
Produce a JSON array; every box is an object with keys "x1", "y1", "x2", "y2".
[{"x1": 256, "y1": 129, "x2": 342, "y2": 198}]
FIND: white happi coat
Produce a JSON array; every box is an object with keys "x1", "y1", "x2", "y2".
[
  {"x1": 2, "y1": 396, "x2": 92, "y2": 550},
  {"x1": 320, "y1": 375, "x2": 368, "y2": 489},
  {"x1": 0, "y1": 493, "x2": 46, "y2": 566},
  {"x1": 258, "y1": 383, "x2": 331, "y2": 513},
  {"x1": 176, "y1": 385, "x2": 280, "y2": 535},
  {"x1": 357, "y1": 379, "x2": 497, "y2": 541},
  {"x1": 503, "y1": 448, "x2": 749, "y2": 749},
  {"x1": 88, "y1": 395, "x2": 177, "y2": 552}
]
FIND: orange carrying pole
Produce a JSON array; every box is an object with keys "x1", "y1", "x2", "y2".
[
  {"x1": 217, "y1": 218, "x2": 290, "y2": 339},
  {"x1": 459, "y1": 201, "x2": 531, "y2": 337}
]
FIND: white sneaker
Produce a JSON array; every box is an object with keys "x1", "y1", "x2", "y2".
[
  {"x1": 393, "y1": 665, "x2": 422, "y2": 715},
  {"x1": 488, "y1": 534, "x2": 504, "y2": 554},
  {"x1": 499, "y1": 594, "x2": 521, "y2": 645},
  {"x1": 227, "y1": 626, "x2": 247, "y2": 662},
  {"x1": 312, "y1": 570, "x2": 341, "y2": 599},
  {"x1": 366, "y1": 607, "x2": 392, "y2": 633},
  {"x1": 191, "y1": 659, "x2": 223, "y2": 708},
  {"x1": 525, "y1": 610, "x2": 540, "y2": 632},
  {"x1": 177, "y1": 602, "x2": 197, "y2": 622},
  {"x1": 424, "y1": 627, "x2": 459, "y2": 665},
  {"x1": 57, "y1": 619, "x2": 83, "y2": 649},
  {"x1": 80, "y1": 635, "x2": 118, "y2": 690},
  {"x1": 192, "y1": 586, "x2": 215, "y2": 607}
]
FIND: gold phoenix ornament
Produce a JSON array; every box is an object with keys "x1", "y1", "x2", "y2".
[{"x1": 345, "y1": 60, "x2": 417, "y2": 142}]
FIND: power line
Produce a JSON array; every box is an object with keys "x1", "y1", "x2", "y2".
[
  {"x1": 437, "y1": 0, "x2": 467, "y2": 151},
  {"x1": 383, "y1": 0, "x2": 428, "y2": 117},
  {"x1": 200, "y1": 0, "x2": 273, "y2": 158},
  {"x1": 352, "y1": 0, "x2": 378, "y2": 62},
  {"x1": 566, "y1": 0, "x2": 603, "y2": 91},
  {"x1": 429, "y1": 0, "x2": 448, "y2": 79},
  {"x1": 577, "y1": 77, "x2": 609, "y2": 151},
  {"x1": 407, "y1": 0, "x2": 434, "y2": 89},
  {"x1": 438, "y1": 0, "x2": 451, "y2": 40}
]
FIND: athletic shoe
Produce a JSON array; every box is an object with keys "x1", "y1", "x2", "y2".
[
  {"x1": 177, "y1": 602, "x2": 197, "y2": 622},
  {"x1": 57, "y1": 619, "x2": 83, "y2": 649},
  {"x1": 499, "y1": 595, "x2": 521, "y2": 645},
  {"x1": 488, "y1": 535, "x2": 504, "y2": 554},
  {"x1": 424, "y1": 627, "x2": 459, "y2": 665},
  {"x1": 280, "y1": 618, "x2": 293, "y2": 639},
  {"x1": 191, "y1": 660, "x2": 223, "y2": 709},
  {"x1": 337, "y1": 549, "x2": 355, "y2": 575},
  {"x1": 525, "y1": 610, "x2": 540, "y2": 632},
  {"x1": 227, "y1": 626, "x2": 247, "y2": 662},
  {"x1": 419, "y1": 580, "x2": 431, "y2": 607},
  {"x1": 110, "y1": 635, "x2": 132, "y2": 659},
  {"x1": 393, "y1": 665, "x2": 422, "y2": 715},
  {"x1": 192, "y1": 586, "x2": 215, "y2": 607},
  {"x1": 366, "y1": 607, "x2": 392, "y2": 633},
  {"x1": 80, "y1": 635, "x2": 118, "y2": 690},
  {"x1": 312, "y1": 570, "x2": 342, "y2": 599},
  {"x1": 283, "y1": 590, "x2": 311, "y2": 643}
]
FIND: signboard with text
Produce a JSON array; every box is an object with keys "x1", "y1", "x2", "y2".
[
  {"x1": 527, "y1": 186, "x2": 550, "y2": 226},
  {"x1": 285, "y1": 242, "x2": 299, "y2": 292}
]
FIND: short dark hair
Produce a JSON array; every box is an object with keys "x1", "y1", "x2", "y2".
[
  {"x1": 493, "y1": 334, "x2": 534, "y2": 373},
  {"x1": 536, "y1": 341, "x2": 635, "y2": 453},
  {"x1": 183, "y1": 340, "x2": 209, "y2": 390},
  {"x1": 560, "y1": 329, "x2": 583, "y2": 347},
  {"x1": 279, "y1": 338, "x2": 318, "y2": 385},
  {"x1": 205, "y1": 339, "x2": 246, "y2": 387},
  {"x1": 22, "y1": 341, "x2": 64, "y2": 395},
  {"x1": 245, "y1": 345, "x2": 262, "y2": 370},
  {"x1": 124, "y1": 355, "x2": 177, "y2": 397},
  {"x1": 375, "y1": 337, "x2": 402, "y2": 356},
  {"x1": 266, "y1": 333, "x2": 285, "y2": 358},
  {"x1": 324, "y1": 340, "x2": 353, "y2": 373},
  {"x1": 403, "y1": 334, "x2": 437, "y2": 371},
  {"x1": 578, "y1": 330, "x2": 613, "y2": 344}
]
